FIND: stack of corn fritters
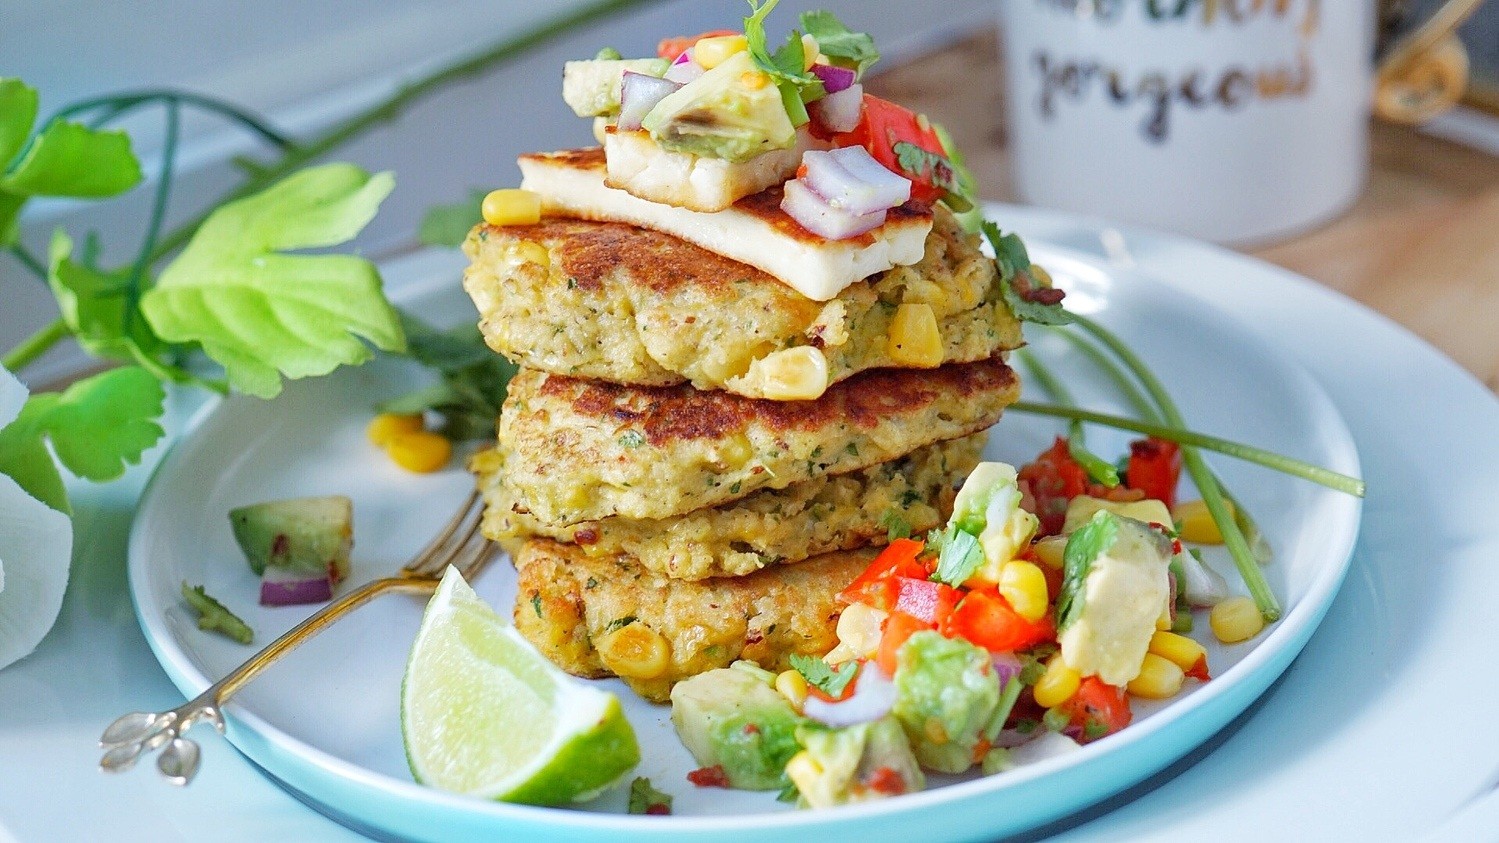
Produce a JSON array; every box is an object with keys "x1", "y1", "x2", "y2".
[{"x1": 462, "y1": 160, "x2": 1024, "y2": 702}]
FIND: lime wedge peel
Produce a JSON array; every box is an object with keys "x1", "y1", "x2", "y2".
[{"x1": 401, "y1": 566, "x2": 639, "y2": 805}]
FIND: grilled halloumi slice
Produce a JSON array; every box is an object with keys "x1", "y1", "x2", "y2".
[
  {"x1": 517, "y1": 147, "x2": 932, "y2": 301},
  {"x1": 603, "y1": 125, "x2": 826, "y2": 212}
]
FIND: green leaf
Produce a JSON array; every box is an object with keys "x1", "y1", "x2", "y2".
[
  {"x1": 181, "y1": 582, "x2": 253, "y2": 644},
  {"x1": 799, "y1": 11, "x2": 879, "y2": 76},
  {"x1": 21, "y1": 367, "x2": 165, "y2": 482},
  {"x1": 931, "y1": 526, "x2": 982, "y2": 587},
  {"x1": 0, "y1": 79, "x2": 39, "y2": 169},
  {"x1": 2, "y1": 120, "x2": 142, "y2": 198},
  {"x1": 0, "y1": 425, "x2": 68, "y2": 515},
  {"x1": 627, "y1": 777, "x2": 672, "y2": 815},
  {"x1": 0, "y1": 190, "x2": 23, "y2": 247},
  {"x1": 1057, "y1": 510, "x2": 1120, "y2": 631},
  {"x1": 789, "y1": 653, "x2": 858, "y2": 698},
  {"x1": 418, "y1": 189, "x2": 486, "y2": 247},
  {"x1": 141, "y1": 164, "x2": 403, "y2": 398},
  {"x1": 46, "y1": 229, "x2": 164, "y2": 362}
]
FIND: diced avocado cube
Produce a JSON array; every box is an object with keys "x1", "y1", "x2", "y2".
[
  {"x1": 670, "y1": 667, "x2": 805, "y2": 790},
  {"x1": 228, "y1": 495, "x2": 353, "y2": 582},
  {"x1": 642, "y1": 51, "x2": 796, "y2": 163},
  {"x1": 562, "y1": 57, "x2": 670, "y2": 117}
]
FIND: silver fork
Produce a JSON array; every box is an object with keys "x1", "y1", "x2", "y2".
[{"x1": 99, "y1": 488, "x2": 495, "y2": 785}]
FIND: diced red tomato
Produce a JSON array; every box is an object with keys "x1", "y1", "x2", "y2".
[
  {"x1": 1125, "y1": 437, "x2": 1182, "y2": 509},
  {"x1": 824, "y1": 94, "x2": 954, "y2": 204},
  {"x1": 837, "y1": 538, "x2": 927, "y2": 607},
  {"x1": 687, "y1": 765, "x2": 730, "y2": 787},
  {"x1": 1185, "y1": 655, "x2": 1211, "y2": 682},
  {"x1": 865, "y1": 766, "x2": 907, "y2": 795},
  {"x1": 876, "y1": 611, "x2": 929, "y2": 677},
  {"x1": 1059, "y1": 677, "x2": 1132, "y2": 743},
  {"x1": 940, "y1": 588, "x2": 1055, "y2": 653},
  {"x1": 1018, "y1": 437, "x2": 1091, "y2": 536},
  {"x1": 656, "y1": 29, "x2": 738, "y2": 61}
]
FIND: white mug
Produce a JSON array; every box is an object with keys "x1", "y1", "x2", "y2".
[{"x1": 997, "y1": 1, "x2": 1456, "y2": 244}]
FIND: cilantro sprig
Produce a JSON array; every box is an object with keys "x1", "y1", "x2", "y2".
[
  {"x1": 789, "y1": 653, "x2": 857, "y2": 698},
  {"x1": 181, "y1": 582, "x2": 253, "y2": 645}
]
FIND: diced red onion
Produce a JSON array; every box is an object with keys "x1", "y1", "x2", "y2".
[
  {"x1": 810, "y1": 63, "x2": 857, "y2": 93},
  {"x1": 1178, "y1": 550, "x2": 1230, "y2": 607},
  {"x1": 809, "y1": 83, "x2": 864, "y2": 134},
  {"x1": 618, "y1": 72, "x2": 682, "y2": 131},
  {"x1": 780, "y1": 177, "x2": 887, "y2": 240},
  {"x1": 991, "y1": 652, "x2": 1023, "y2": 687},
  {"x1": 664, "y1": 50, "x2": 704, "y2": 84},
  {"x1": 259, "y1": 565, "x2": 333, "y2": 606},
  {"x1": 802, "y1": 665, "x2": 896, "y2": 728},
  {"x1": 800, "y1": 144, "x2": 911, "y2": 216}
]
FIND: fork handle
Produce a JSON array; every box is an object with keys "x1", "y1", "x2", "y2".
[{"x1": 208, "y1": 574, "x2": 438, "y2": 705}]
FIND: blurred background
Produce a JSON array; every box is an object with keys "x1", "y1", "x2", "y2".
[{"x1": 4, "y1": 0, "x2": 1498, "y2": 388}]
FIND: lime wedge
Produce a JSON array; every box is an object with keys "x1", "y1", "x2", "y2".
[{"x1": 401, "y1": 567, "x2": 639, "y2": 804}]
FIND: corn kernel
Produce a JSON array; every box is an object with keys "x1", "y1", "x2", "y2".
[
  {"x1": 1127, "y1": 652, "x2": 1185, "y2": 699},
  {"x1": 598, "y1": 621, "x2": 671, "y2": 679},
  {"x1": 366, "y1": 413, "x2": 424, "y2": 447},
  {"x1": 1155, "y1": 612, "x2": 1172, "y2": 631},
  {"x1": 739, "y1": 70, "x2": 771, "y2": 90},
  {"x1": 887, "y1": 303, "x2": 943, "y2": 367},
  {"x1": 924, "y1": 717, "x2": 949, "y2": 745},
  {"x1": 384, "y1": 430, "x2": 452, "y2": 473},
  {"x1": 481, "y1": 188, "x2": 542, "y2": 227},
  {"x1": 1210, "y1": 596, "x2": 1265, "y2": 643},
  {"x1": 508, "y1": 240, "x2": 550, "y2": 269},
  {"x1": 1033, "y1": 535, "x2": 1067, "y2": 569},
  {"x1": 775, "y1": 669, "x2": 809, "y2": 711},
  {"x1": 754, "y1": 346, "x2": 829, "y2": 400},
  {"x1": 1174, "y1": 498, "x2": 1232, "y2": 544},
  {"x1": 835, "y1": 603, "x2": 889, "y2": 659},
  {"x1": 1033, "y1": 655, "x2": 1081, "y2": 709},
  {"x1": 785, "y1": 751, "x2": 822, "y2": 793},
  {"x1": 1029, "y1": 264, "x2": 1054, "y2": 287},
  {"x1": 999, "y1": 561, "x2": 1049, "y2": 623},
  {"x1": 694, "y1": 34, "x2": 748, "y2": 69},
  {"x1": 800, "y1": 33, "x2": 820, "y2": 70},
  {"x1": 1148, "y1": 630, "x2": 1208, "y2": 672},
  {"x1": 718, "y1": 434, "x2": 753, "y2": 468}
]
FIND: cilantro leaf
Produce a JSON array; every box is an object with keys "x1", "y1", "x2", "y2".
[
  {"x1": 879, "y1": 509, "x2": 911, "y2": 541},
  {"x1": 417, "y1": 189, "x2": 487, "y2": 247},
  {"x1": 799, "y1": 11, "x2": 879, "y2": 76},
  {"x1": 181, "y1": 582, "x2": 253, "y2": 644},
  {"x1": 931, "y1": 526, "x2": 983, "y2": 587},
  {"x1": 627, "y1": 777, "x2": 673, "y2": 815},
  {"x1": 380, "y1": 311, "x2": 515, "y2": 441},
  {"x1": 745, "y1": 0, "x2": 822, "y2": 126},
  {"x1": 981, "y1": 221, "x2": 1074, "y2": 326},
  {"x1": 141, "y1": 163, "x2": 403, "y2": 398},
  {"x1": 1057, "y1": 511, "x2": 1120, "y2": 631},
  {"x1": 19, "y1": 366, "x2": 166, "y2": 483},
  {"x1": 789, "y1": 653, "x2": 857, "y2": 697}
]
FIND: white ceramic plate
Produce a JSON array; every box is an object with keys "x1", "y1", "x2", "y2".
[{"x1": 128, "y1": 238, "x2": 1362, "y2": 842}]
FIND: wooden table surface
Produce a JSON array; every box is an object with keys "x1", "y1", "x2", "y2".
[{"x1": 869, "y1": 31, "x2": 1499, "y2": 393}]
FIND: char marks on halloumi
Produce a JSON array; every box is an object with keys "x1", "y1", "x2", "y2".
[{"x1": 518, "y1": 147, "x2": 932, "y2": 301}]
